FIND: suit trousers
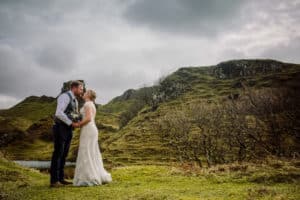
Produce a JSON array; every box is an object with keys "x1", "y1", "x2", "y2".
[{"x1": 50, "y1": 122, "x2": 73, "y2": 183}]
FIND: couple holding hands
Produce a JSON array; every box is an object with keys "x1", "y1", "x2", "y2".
[{"x1": 50, "y1": 81, "x2": 112, "y2": 187}]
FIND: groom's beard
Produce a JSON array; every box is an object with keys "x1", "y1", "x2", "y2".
[{"x1": 75, "y1": 93, "x2": 83, "y2": 98}]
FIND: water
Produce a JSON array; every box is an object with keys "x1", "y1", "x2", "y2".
[{"x1": 13, "y1": 160, "x2": 75, "y2": 169}]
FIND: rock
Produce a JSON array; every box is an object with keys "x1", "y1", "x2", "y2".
[{"x1": 213, "y1": 59, "x2": 284, "y2": 79}]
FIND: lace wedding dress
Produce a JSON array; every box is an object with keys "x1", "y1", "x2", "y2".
[{"x1": 73, "y1": 101, "x2": 112, "y2": 186}]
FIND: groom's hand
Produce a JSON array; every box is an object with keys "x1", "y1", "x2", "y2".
[{"x1": 72, "y1": 122, "x2": 80, "y2": 128}]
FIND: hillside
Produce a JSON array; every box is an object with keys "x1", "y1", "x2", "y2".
[
  {"x1": 0, "y1": 96, "x2": 56, "y2": 154},
  {"x1": 101, "y1": 59, "x2": 300, "y2": 165},
  {"x1": 0, "y1": 59, "x2": 299, "y2": 165},
  {"x1": 0, "y1": 95, "x2": 56, "y2": 130}
]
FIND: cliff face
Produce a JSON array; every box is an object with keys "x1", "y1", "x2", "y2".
[{"x1": 212, "y1": 59, "x2": 284, "y2": 79}]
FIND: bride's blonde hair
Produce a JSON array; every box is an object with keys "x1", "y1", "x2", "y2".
[{"x1": 86, "y1": 89, "x2": 97, "y2": 103}]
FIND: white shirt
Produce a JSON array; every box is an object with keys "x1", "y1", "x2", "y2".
[{"x1": 55, "y1": 90, "x2": 78, "y2": 126}]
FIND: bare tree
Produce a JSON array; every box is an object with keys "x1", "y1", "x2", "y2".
[
  {"x1": 244, "y1": 87, "x2": 300, "y2": 156},
  {"x1": 156, "y1": 86, "x2": 300, "y2": 167},
  {"x1": 157, "y1": 109, "x2": 193, "y2": 163}
]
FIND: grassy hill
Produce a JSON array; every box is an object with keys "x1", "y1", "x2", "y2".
[
  {"x1": 0, "y1": 95, "x2": 56, "y2": 130},
  {"x1": 0, "y1": 59, "x2": 299, "y2": 165},
  {"x1": 0, "y1": 96, "x2": 56, "y2": 157},
  {"x1": 101, "y1": 59, "x2": 300, "y2": 165}
]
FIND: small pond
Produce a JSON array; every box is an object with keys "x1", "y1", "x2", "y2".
[{"x1": 13, "y1": 160, "x2": 75, "y2": 169}]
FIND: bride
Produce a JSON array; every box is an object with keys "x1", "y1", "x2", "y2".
[{"x1": 73, "y1": 89, "x2": 112, "y2": 186}]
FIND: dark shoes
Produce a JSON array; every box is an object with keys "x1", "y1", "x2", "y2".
[
  {"x1": 50, "y1": 182, "x2": 64, "y2": 188},
  {"x1": 50, "y1": 180, "x2": 72, "y2": 187},
  {"x1": 60, "y1": 180, "x2": 72, "y2": 185}
]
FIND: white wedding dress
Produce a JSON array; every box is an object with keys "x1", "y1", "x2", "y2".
[{"x1": 73, "y1": 101, "x2": 112, "y2": 186}]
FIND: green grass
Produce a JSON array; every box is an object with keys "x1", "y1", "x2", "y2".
[
  {"x1": 1, "y1": 154, "x2": 299, "y2": 200},
  {"x1": 3, "y1": 139, "x2": 54, "y2": 160},
  {"x1": 99, "y1": 99, "x2": 136, "y2": 115}
]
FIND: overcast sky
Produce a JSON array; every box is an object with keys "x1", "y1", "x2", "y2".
[{"x1": 0, "y1": 0, "x2": 299, "y2": 108}]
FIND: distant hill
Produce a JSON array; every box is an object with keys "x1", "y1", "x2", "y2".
[
  {"x1": 0, "y1": 95, "x2": 56, "y2": 124},
  {"x1": 1, "y1": 59, "x2": 299, "y2": 164}
]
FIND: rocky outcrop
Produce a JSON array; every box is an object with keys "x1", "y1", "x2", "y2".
[{"x1": 212, "y1": 59, "x2": 284, "y2": 79}]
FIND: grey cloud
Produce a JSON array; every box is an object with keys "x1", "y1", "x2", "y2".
[
  {"x1": 0, "y1": 45, "x2": 35, "y2": 96},
  {"x1": 124, "y1": 0, "x2": 245, "y2": 36},
  {"x1": 37, "y1": 43, "x2": 78, "y2": 72},
  {"x1": 0, "y1": 0, "x2": 299, "y2": 109},
  {"x1": 0, "y1": 45, "x2": 65, "y2": 98},
  {"x1": 83, "y1": 68, "x2": 155, "y2": 103},
  {"x1": 261, "y1": 37, "x2": 300, "y2": 63},
  {"x1": 0, "y1": 94, "x2": 19, "y2": 109}
]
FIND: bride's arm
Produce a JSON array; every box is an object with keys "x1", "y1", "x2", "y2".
[{"x1": 78, "y1": 104, "x2": 92, "y2": 127}]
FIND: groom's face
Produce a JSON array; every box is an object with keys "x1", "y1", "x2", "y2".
[{"x1": 73, "y1": 85, "x2": 84, "y2": 97}]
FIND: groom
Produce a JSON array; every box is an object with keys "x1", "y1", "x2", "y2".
[{"x1": 50, "y1": 81, "x2": 83, "y2": 187}]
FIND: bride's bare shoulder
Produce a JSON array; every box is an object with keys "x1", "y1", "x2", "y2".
[{"x1": 84, "y1": 101, "x2": 95, "y2": 108}]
